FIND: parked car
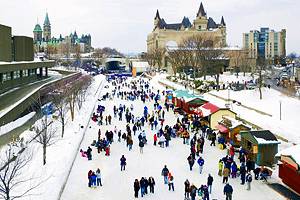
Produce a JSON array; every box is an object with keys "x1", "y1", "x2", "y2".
[{"x1": 246, "y1": 82, "x2": 256, "y2": 90}]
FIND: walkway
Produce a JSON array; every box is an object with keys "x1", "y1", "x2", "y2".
[{"x1": 60, "y1": 76, "x2": 284, "y2": 200}]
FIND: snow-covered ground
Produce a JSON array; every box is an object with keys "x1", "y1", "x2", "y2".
[
  {"x1": 61, "y1": 76, "x2": 284, "y2": 200},
  {"x1": 0, "y1": 112, "x2": 35, "y2": 137}
]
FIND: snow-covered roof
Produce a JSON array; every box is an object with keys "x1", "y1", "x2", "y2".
[
  {"x1": 221, "y1": 116, "x2": 250, "y2": 129},
  {"x1": 276, "y1": 145, "x2": 300, "y2": 165},
  {"x1": 248, "y1": 130, "x2": 280, "y2": 145}
]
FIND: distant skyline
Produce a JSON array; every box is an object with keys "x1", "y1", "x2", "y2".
[{"x1": 0, "y1": 0, "x2": 298, "y2": 54}]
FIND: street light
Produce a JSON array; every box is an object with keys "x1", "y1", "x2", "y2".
[{"x1": 279, "y1": 100, "x2": 282, "y2": 120}]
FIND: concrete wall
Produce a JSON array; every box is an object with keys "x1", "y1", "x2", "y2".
[
  {"x1": 0, "y1": 24, "x2": 12, "y2": 62},
  {"x1": 12, "y1": 36, "x2": 34, "y2": 61}
]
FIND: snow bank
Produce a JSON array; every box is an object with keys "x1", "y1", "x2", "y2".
[{"x1": 0, "y1": 112, "x2": 35, "y2": 136}]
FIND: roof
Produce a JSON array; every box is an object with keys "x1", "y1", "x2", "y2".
[
  {"x1": 186, "y1": 98, "x2": 207, "y2": 106},
  {"x1": 197, "y1": 2, "x2": 207, "y2": 17},
  {"x1": 44, "y1": 12, "x2": 50, "y2": 25},
  {"x1": 158, "y1": 17, "x2": 192, "y2": 30},
  {"x1": 200, "y1": 102, "x2": 219, "y2": 116},
  {"x1": 155, "y1": 9, "x2": 160, "y2": 20},
  {"x1": 243, "y1": 130, "x2": 280, "y2": 145},
  {"x1": 207, "y1": 17, "x2": 218, "y2": 29},
  {"x1": 33, "y1": 24, "x2": 42, "y2": 32},
  {"x1": 173, "y1": 90, "x2": 205, "y2": 102},
  {"x1": 220, "y1": 16, "x2": 226, "y2": 26},
  {"x1": 276, "y1": 145, "x2": 300, "y2": 166}
]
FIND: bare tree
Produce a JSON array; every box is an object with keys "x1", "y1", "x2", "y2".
[
  {"x1": 0, "y1": 147, "x2": 41, "y2": 200},
  {"x1": 256, "y1": 56, "x2": 268, "y2": 100},
  {"x1": 74, "y1": 44, "x2": 81, "y2": 71},
  {"x1": 145, "y1": 50, "x2": 156, "y2": 70},
  {"x1": 50, "y1": 88, "x2": 69, "y2": 138},
  {"x1": 148, "y1": 47, "x2": 166, "y2": 71},
  {"x1": 166, "y1": 47, "x2": 187, "y2": 75},
  {"x1": 33, "y1": 114, "x2": 57, "y2": 165}
]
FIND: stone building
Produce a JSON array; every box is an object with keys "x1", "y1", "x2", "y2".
[
  {"x1": 33, "y1": 12, "x2": 92, "y2": 53},
  {"x1": 147, "y1": 2, "x2": 227, "y2": 52}
]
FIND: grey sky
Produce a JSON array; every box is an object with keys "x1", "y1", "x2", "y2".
[{"x1": 0, "y1": 0, "x2": 298, "y2": 54}]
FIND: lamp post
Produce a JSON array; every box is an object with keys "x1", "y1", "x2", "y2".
[{"x1": 279, "y1": 100, "x2": 282, "y2": 120}]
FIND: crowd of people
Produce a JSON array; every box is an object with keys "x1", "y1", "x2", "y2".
[{"x1": 78, "y1": 75, "x2": 272, "y2": 200}]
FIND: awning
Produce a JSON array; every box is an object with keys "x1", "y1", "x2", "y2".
[{"x1": 217, "y1": 124, "x2": 229, "y2": 133}]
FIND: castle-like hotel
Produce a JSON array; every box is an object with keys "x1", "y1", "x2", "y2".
[
  {"x1": 147, "y1": 2, "x2": 226, "y2": 51},
  {"x1": 33, "y1": 13, "x2": 92, "y2": 53}
]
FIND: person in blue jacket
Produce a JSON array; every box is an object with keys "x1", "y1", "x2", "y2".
[{"x1": 197, "y1": 157, "x2": 205, "y2": 174}]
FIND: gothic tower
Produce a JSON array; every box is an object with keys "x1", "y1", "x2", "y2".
[
  {"x1": 33, "y1": 23, "x2": 43, "y2": 42},
  {"x1": 193, "y1": 2, "x2": 208, "y2": 30},
  {"x1": 43, "y1": 12, "x2": 51, "y2": 42}
]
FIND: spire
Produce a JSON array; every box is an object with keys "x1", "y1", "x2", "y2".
[
  {"x1": 44, "y1": 12, "x2": 50, "y2": 26},
  {"x1": 220, "y1": 16, "x2": 226, "y2": 26},
  {"x1": 155, "y1": 9, "x2": 161, "y2": 20},
  {"x1": 197, "y1": 2, "x2": 207, "y2": 17}
]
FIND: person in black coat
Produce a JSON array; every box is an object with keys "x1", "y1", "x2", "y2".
[
  {"x1": 240, "y1": 163, "x2": 246, "y2": 185},
  {"x1": 134, "y1": 179, "x2": 140, "y2": 198},
  {"x1": 120, "y1": 155, "x2": 127, "y2": 171},
  {"x1": 187, "y1": 154, "x2": 195, "y2": 171},
  {"x1": 86, "y1": 146, "x2": 92, "y2": 160},
  {"x1": 148, "y1": 177, "x2": 155, "y2": 193},
  {"x1": 224, "y1": 183, "x2": 233, "y2": 200},
  {"x1": 207, "y1": 174, "x2": 214, "y2": 194}
]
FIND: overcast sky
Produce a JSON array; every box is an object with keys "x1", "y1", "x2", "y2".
[{"x1": 0, "y1": 0, "x2": 298, "y2": 54}]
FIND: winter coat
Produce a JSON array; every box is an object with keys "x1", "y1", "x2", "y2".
[
  {"x1": 197, "y1": 158, "x2": 205, "y2": 166},
  {"x1": 246, "y1": 174, "x2": 253, "y2": 182},
  {"x1": 154, "y1": 134, "x2": 158, "y2": 142},
  {"x1": 120, "y1": 157, "x2": 126, "y2": 166},
  {"x1": 231, "y1": 163, "x2": 238, "y2": 172},
  {"x1": 134, "y1": 181, "x2": 140, "y2": 191},
  {"x1": 223, "y1": 184, "x2": 233, "y2": 194},
  {"x1": 91, "y1": 174, "x2": 97, "y2": 182},
  {"x1": 148, "y1": 177, "x2": 155, "y2": 186},
  {"x1": 207, "y1": 176, "x2": 213, "y2": 186},
  {"x1": 223, "y1": 168, "x2": 230, "y2": 177},
  {"x1": 218, "y1": 161, "x2": 224, "y2": 170},
  {"x1": 96, "y1": 170, "x2": 101, "y2": 179},
  {"x1": 184, "y1": 180, "x2": 190, "y2": 192},
  {"x1": 161, "y1": 167, "x2": 169, "y2": 176},
  {"x1": 139, "y1": 141, "x2": 144, "y2": 147},
  {"x1": 187, "y1": 156, "x2": 195, "y2": 166}
]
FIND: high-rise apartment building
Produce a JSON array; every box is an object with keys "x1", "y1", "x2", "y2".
[{"x1": 243, "y1": 28, "x2": 286, "y2": 60}]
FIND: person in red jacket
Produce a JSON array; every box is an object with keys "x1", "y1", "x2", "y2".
[
  {"x1": 153, "y1": 134, "x2": 157, "y2": 146},
  {"x1": 105, "y1": 145, "x2": 110, "y2": 156}
]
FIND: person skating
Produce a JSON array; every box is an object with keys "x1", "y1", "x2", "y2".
[
  {"x1": 168, "y1": 175, "x2": 174, "y2": 191},
  {"x1": 88, "y1": 170, "x2": 93, "y2": 187},
  {"x1": 140, "y1": 177, "x2": 146, "y2": 197},
  {"x1": 134, "y1": 179, "x2": 140, "y2": 198},
  {"x1": 139, "y1": 139, "x2": 144, "y2": 154},
  {"x1": 90, "y1": 171, "x2": 97, "y2": 188},
  {"x1": 184, "y1": 179, "x2": 190, "y2": 199},
  {"x1": 187, "y1": 154, "x2": 195, "y2": 171},
  {"x1": 218, "y1": 159, "x2": 224, "y2": 176},
  {"x1": 153, "y1": 133, "x2": 157, "y2": 146},
  {"x1": 161, "y1": 165, "x2": 169, "y2": 184},
  {"x1": 197, "y1": 156, "x2": 205, "y2": 174},
  {"x1": 190, "y1": 184, "x2": 198, "y2": 200},
  {"x1": 223, "y1": 167, "x2": 230, "y2": 184},
  {"x1": 240, "y1": 163, "x2": 246, "y2": 185},
  {"x1": 96, "y1": 168, "x2": 102, "y2": 186},
  {"x1": 87, "y1": 146, "x2": 92, "y2": 160},
  {"x1": 223, "y1": 183, "x2": 233, "y2": 200},
  {"x1": 148, "y1": 177, "x2": 155, "y2": 193},
  {"x1": 246, "y1": 172, "x2": 253, "y2": 190},
  {"x1": 207, "y1": 174, "x2": 213, "y2": 194},
  {"x1": 120, "y1": 155, "x2": 127, "y2": 171}
]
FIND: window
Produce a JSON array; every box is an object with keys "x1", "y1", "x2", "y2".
[{"x1": 23, "y1": 70, "x2": 28, "y2": 77}]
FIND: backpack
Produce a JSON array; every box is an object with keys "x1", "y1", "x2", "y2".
[{"x1": 247, "y1": 175, "x2": 252, "y2": 182}]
